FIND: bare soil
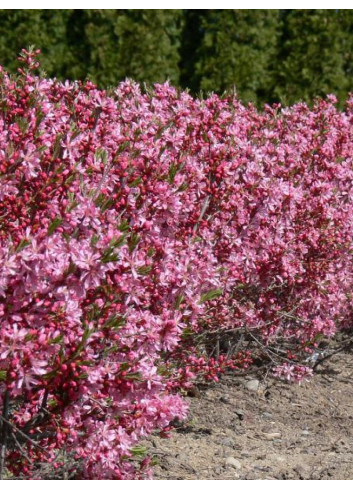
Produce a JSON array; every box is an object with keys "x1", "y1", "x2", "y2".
[{"x1": 145, "y1": 351, "x2": 353, "y2": 480}]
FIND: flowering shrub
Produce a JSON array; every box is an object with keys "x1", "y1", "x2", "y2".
[{"x1": 1, "y1": 50, "x2": 353, "y2": 478}]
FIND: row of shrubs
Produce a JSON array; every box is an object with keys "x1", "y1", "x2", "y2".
[{"x1": 1, "y1": 50, "x2": 353, "y2": 479}]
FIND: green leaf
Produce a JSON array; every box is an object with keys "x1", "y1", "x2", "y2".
[
  {"x1": 174, "y1": 294, "x2": 185, "y2": 310},
  {"x1": 101, "y1": 252, "x2": 119, "y2": 263},
  {"x1": 24, "y1": 333, "x2": 36, "y2": 341},
  {"x1": 167, "y1": 163, "x2": 178, "y2": 184},
  {"x1": 76, "y1": 325, "x2": 95, "y2": 354},
  {"x1": 129, "y1": 233, "x2": 140, "y2": 253},
  {"x1": 15, "y1": 238, "x2": 31, "y2": 252},
  {"x1": 101, "y1": 235, "x2": 125, "y2": 263},
  {"x1": 109, "y1": 235, "x2": 126, "y2": 248},
  {"x1": 65, "y1": 174, "x2": 75, "y2": 185},
  {"x1": 70, "y1": 128, "x2": 81, "y2": 142},
  {"x1": 48, "y1": 217, "x2": 63, "y2": 236},
  {"x1": 137, "y1": 265, "x2": 152, "y2": 276},
  {"x1": 116, "y1": 141, "x2": 130, "y2": 155},
  {"x1": 157, "y1": 365, "x2": 169, "y2": 375},
  {"x1": 100, "y1": 197, "x2": 115, "y2": 211},
  {"x1": 124, "y1": 372, "x2": 142, "y2": 381},
  {"x1": 177, "y1": 182, "x2": 189, "y2": 192},
  {"x1": 52, "y1": 134, "x2": 63, "y2": 159},
  {"x1": 104, "y1": 314, "x2": 126, "y2": 330},
  {"x1": 90, "y1": 234, "x2": 100, "y2": 246},
  {"x1": 128, "y1": 177, "x2": 142, "y2": 188},
  {"x1": 48, "y1": 333, "x2": 64, "y2": 345},
  {"x1": 48, "y1": 398, "x2": 58, "y2": 408},
  {"x1": 0, "y1": 370, "x2": 7, "y2": 381},
  {"x1": 17, "y1": 116, "x2": 29, "y2": 134},
  {"x1": 64, "y1": 260, "x2": 77, "y2": 277},
  {"x1": 130, "y1": 445, "x2": 147, "y2": 457},
  {"x1": 147, "y1": 247, "x2": 156, "y2": 257},
  {"x1": 94, "y1": 194, "x2": 105, "y2": 207},
  {"x1": 235, "y1": 283, "x2": 245, "y2": 290},
  {"x1": 181, "y1": 327, "x2": 193, "y2": 339},
  {"x1": 67, "y1": 200, "x2": 79, "y2": 212},
  {"x1": 95, "y1": 147, "x2": 108, "y2": 164},
  {"x1": 199, "y1": 288, "x2": 223, "y2": 304},
  {"x1": 119, "y1": 220, "x2": 130, "y2": 232},
  {"x1": 118, "y1": 362, "x2": 130, "y2": 372}
]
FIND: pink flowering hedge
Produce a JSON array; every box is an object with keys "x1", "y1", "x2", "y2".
[{"x1": 1, "y1": 50, "x2": 353, "y2": 479}]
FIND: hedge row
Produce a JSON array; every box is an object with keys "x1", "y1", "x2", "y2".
[{"x1": 1, "y1": 51, "x2": 353, "y2": 478}]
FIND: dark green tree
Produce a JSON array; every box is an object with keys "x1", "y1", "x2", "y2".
[
  {"x1": 84, "y1": 10, "x2": 183, "y2": 87},
  {"x1": 274, "y1": 10, "x2": 350, "y2": 105},
  {"x1": 1, "y1": 9, "x2": 353, "y2": 107},
  {"x1": 0, "y1": 10, "x2": 76, "y2": 78},
  {"x1": 82, "y1": 10, "x2": 120, "y2": 86},
  {"x1": 179, "y1": 10, "x2": 203, "y2": 93},
  {"x1": 188, "y1": 10, "x2": 281, "y2": 104},
  {"x1": 338, "y1": 9, "x2": 353, "y2": 100},
  {"x1": 0, "y1": 10, "x2": 183, "y2": 87}
]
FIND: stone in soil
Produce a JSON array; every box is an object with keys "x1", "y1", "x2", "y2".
[
  {"x1": 245, "y1": 379, "x2": 260, "y2": 392},
  {"x1": 219, "y1": 437, "x2": 235, "y2": 447},
  {"x1": 262, "y1": 432, "x2": 282, "y2": 440},
  {"x1": 225, "y1": 457, "x2": 242, "y2": 470}
]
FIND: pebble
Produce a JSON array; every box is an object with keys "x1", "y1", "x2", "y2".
[
  {"x1": 301, "y1": 430, "x2": 310, "y2": 436},
  {"x1": 263, "y1": 411, "x2": 273, "y2": 419},
  {"x1": 241, "y1": 452, "x2": 251, "y2": 458},
  {"x1": 235, "y1": 409, "x2": 245, "y2": 420},
  {"x1": 262, "y1": 432, "x2": 282, "y2": 441},
  {"x1": 225, "y1": 457, "x2": 242, "y2": 470},
  {"x1": 273, "y1": 439, "x2": 282, "y2": 445},
  {"x1": 220, "y1": 437, "x2": 234, "y2": 447},
  {"x1": 245, "y1": 379, "x2": 260, "y2": 392},
  {"x1": 220, "y1": 395, "x2": 230, "y2": 404}
]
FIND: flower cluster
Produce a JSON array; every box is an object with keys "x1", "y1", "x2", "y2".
[
  {"x1": 272, "y1": 363, "x2": 313, "y2": 383},
  {"x1": 1, "y1": 50, "x2": 353, "y2": 478}
]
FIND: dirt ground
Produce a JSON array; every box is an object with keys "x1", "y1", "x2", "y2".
[{"x1": 145, "y1": 350, "x2": 353, "y2": 480}]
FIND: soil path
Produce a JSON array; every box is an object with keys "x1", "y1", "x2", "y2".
[{"x1": 145, "y1": 351, "x2": 353, "y2": 480}]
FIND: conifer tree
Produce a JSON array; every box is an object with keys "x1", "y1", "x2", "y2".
[
  {"x1": 0, "y1": 10, "x2": 74, "y2": 78},
  {"x1": 338, "y1": 9, "x2": 353, "y2": 103},
  {"x1": 0, "y1": 9, "x2": 352, "y2": 107},
  {"x1": 191, "y1": 10, "x2": 281, "y2": 104},
  {"x1": 84, "y1": 10, "x2": 183, "y2": 87},
  {"x1": 179, "y1": 10, "x2": 203, "y2": 94},
  {"x1": 275, "y1": 9, "x2": 349, "y2": 105}
]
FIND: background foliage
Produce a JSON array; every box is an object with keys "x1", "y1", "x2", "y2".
[{"x1": 0, "y1": 9, "x2": 352, "y2": 106}]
